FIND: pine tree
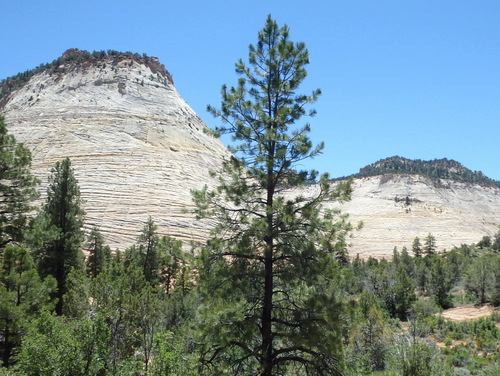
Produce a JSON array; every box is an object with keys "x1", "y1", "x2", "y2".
[
  {"x1": 193, "y1": 15, "x2": 352, "y2": 375},
  {"x1": 412, "y1": 237, "x2": 422, "y2": 258},
  {"x1": 464, "y1": 254, "x2": 496, "y2": 304},
  {"x1": 137, "y1": 216, "x2": 159, "y2": 285},
  {"x1": 0, "y1": 116, "x2": 39, "y2": 249},
  {"x1": 423, "y1": 233, "x2": 436, "y2": 257},
  {"x1": 35, "y1": 158, "x2": 85, "y2": 315},
  {"x1": 0, "y1": 245, "x2": 57, "y2": 366},
  {"x1": 157, "y1": 234, "x2": 184, "y2": 294},
  {"x1": 394, "y1": 265, "x2": 417, "y2": 320},
  {"x1": 86, "y1": 226, "x2": 111, "y2": 278},
  {"x1": 429, "y1": 255, "x2": 453, "y2": 309}
]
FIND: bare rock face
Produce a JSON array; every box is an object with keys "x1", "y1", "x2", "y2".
[
  {"x1": 1, "y1": 52, "x2": 500, "y2": 257},
  {"x1": 328, "y1": 174, "x2": 500, "y2": 258},
  {"x1": 1, "y1": 52, "x2": 230, "y2": 249}
]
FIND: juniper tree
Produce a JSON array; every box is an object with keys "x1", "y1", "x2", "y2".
[{"x1": 193, "y1": 15, "x2": 352, "y2": 375}]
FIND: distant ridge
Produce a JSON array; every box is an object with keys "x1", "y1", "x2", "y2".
[{"x1": 351, "y1": 156, "x2": 500, "y2": 187}]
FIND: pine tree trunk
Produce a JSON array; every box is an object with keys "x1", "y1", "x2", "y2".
[
  {"x1": 261, "y1": 166, "x2": 275, "y2": 375},
  {"x1": 261, "y1": 244, "x2": 273, "y2": 375}
]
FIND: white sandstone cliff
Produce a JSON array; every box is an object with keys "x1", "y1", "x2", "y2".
[{"x1": 1, "y1": 53, "x2": 230, "y2": 249}]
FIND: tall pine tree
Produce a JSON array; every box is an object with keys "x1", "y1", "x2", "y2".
[
  {"x1": 137, "y1": 216, "x2": 159, "y2": 285},
  {"x1": 35, "y1": 158, "x2": 85, "y2": 315},
  {"x1": 193, "y1": 15, "x2": 352, "y2": 375}
]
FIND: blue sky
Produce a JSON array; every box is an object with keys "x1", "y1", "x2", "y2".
[{"x1": 1, "y1": 1, "x2": 499, "y2": 180}]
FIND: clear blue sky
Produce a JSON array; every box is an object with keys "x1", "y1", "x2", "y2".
[{"x1": 1, "y1": 1, "x2": 499, "y2": 180}]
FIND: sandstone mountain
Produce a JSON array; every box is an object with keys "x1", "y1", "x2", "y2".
[
  {"x1": 324, "y1": 174, "x2": 500, "y2": 258},
  {"x1": 1, "y1": 50, "x2": 230, "y2": 249},
  {"x1": 1, "y1": 50, "x2": 500, "y2": 257}
]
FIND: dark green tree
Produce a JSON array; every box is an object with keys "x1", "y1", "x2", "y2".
[
  {"x1": 0, "y1": 116, "x2": 39, "y2": 249},
  {"x1": 85, "y1": 226, "x2": 111, "y2": 278},
  {"x1": 492, "y1": 228, "x2": 500, "y2": 252},
  {"x1": 412, "y1": 237, "x2": 422, "y2": 258},
  {"x1": 157, "y1": 235, "x2": 184, "y2": 294},
  {"x1": 137, "y1": 216, "x2": 159, "y2": 285},
  {"x1": 35, "y1": 158, "x2": 85, "y2": 315},
  {"x1": 492, "y1": 256, "x2": 500, "y2": 306},
  {"x1": 399, "y1": 246, "x2": 415, "y2": 278},
  {"x1": 193, "y1": 15, "x2": 352, "y2": 375},
  {"x1": 0, "y1": 245, "x2": 56, "y2": 366},
  {"x1": 423, "y1": 233, "x2": 436, "y2": 257},
  {"x1": 394, "y1": 265, "x2": 417, "y2": 320},
  {"x1": 476, "y1": 235, "x2": 492, "y2": 249},
  {"x1": 429, "y1": 255, "x2": 453, "y2": 309},
  {"x1": 464, "y1": 254, "x2": 496, "y2": 305}
]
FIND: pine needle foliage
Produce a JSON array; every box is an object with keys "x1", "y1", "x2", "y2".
[
  {"x1": 0, "y1": 116, "x2": 39, "y2": 248},
  {"x1": 35, "y1": 158, "x2": 85, "y2": 315},
  {"x1": 193, "y1": 15, "x2": 352, "y2": 375}
]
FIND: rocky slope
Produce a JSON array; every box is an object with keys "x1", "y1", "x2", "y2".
[
  {"x1": 329, "y1": 174, "x2": 500, "y2": 258},
  {"x1": 1, "y1": 50, "x2": 230, "y2": 249},
  {"x1": 1, "y1": 51, "x2": 500, "y2": 257}
]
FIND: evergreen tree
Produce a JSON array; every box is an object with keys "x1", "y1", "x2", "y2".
[
  {"x1": 86, "y1": 226, "x2": 111, "y2": 278},
  {"x1": 423, "y1": 233, "x2": 437, "y2": 257},
  {"x1": 137, "y1": 216, "x2": 159, "y2": 285},
  {"x1": 429, "y1": 255, "x2": 453, "y2": 309},
  {"x1": 193, "y1": 15, "x2": 352, "y2": 375},
  {"x1": 464, "y1": 254, "x2": 496, "y2": 304},
  {"x1": 412, "y1": 237, "x2": 422, "y2": 258},
  {"x1": 35, "y1": 158, "x2": 85, "y2": 315},
  {"x1": 0, "y1": 245, "x2": 56, "y2": 366},
  {"x1": 0, "y1": 116, "x2": 39, "y2": 249},
  {"x1": 394, "y1": 265, "x2": 417, "y2": 320},
  {"x1": 400, "y1": 246, "x2": 415, "y2": 278},
  {"x1": 157, "y1": 234, "x2": 184, "y2": 294},
  {"x1": 492, "y1": 228, "x2": 500, "y2": 252},
  {"x1": 90, "y1": 258, "x2": 160, "y2": 375}
]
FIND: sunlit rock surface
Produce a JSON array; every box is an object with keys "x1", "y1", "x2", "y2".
[
  {"x1": 328, "y1": 174, "x2": 500, "y2": 258},
  {"x1": 2, "y1": 53, "x2": 500, "y2": 256},
  {"x1": 1, "y1": 54, "x2": 230, "y2": 249}
]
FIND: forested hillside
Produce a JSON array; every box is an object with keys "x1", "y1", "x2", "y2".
[{"x1": 352, "y1": 156, "x2": 500, "y2": 187}]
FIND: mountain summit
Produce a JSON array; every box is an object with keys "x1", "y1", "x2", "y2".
[
  {"x1": 354, "y1": 156, "x2": 498, "y2": 187},
  {"x1": 1, "y1": 49, "x2": 230, "y2": 249}
]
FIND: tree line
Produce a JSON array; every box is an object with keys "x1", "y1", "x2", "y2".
[
  {"x1": 0, "y1": 49, "x2": 172, "y2": 105},
  {"x1": 352, "y1": 156, "x2": 500, "y2": 187}
]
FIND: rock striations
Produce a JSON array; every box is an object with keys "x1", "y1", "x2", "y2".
[
  {"x1": 1, "y1": 50, "x2": 231, "y2": 249},
  {"x1": 1, "y1": 50, "x2": 500, "y2": 257},
  {"x1": 329, "y1": 174, "x2": 500, "y2": 258}
]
